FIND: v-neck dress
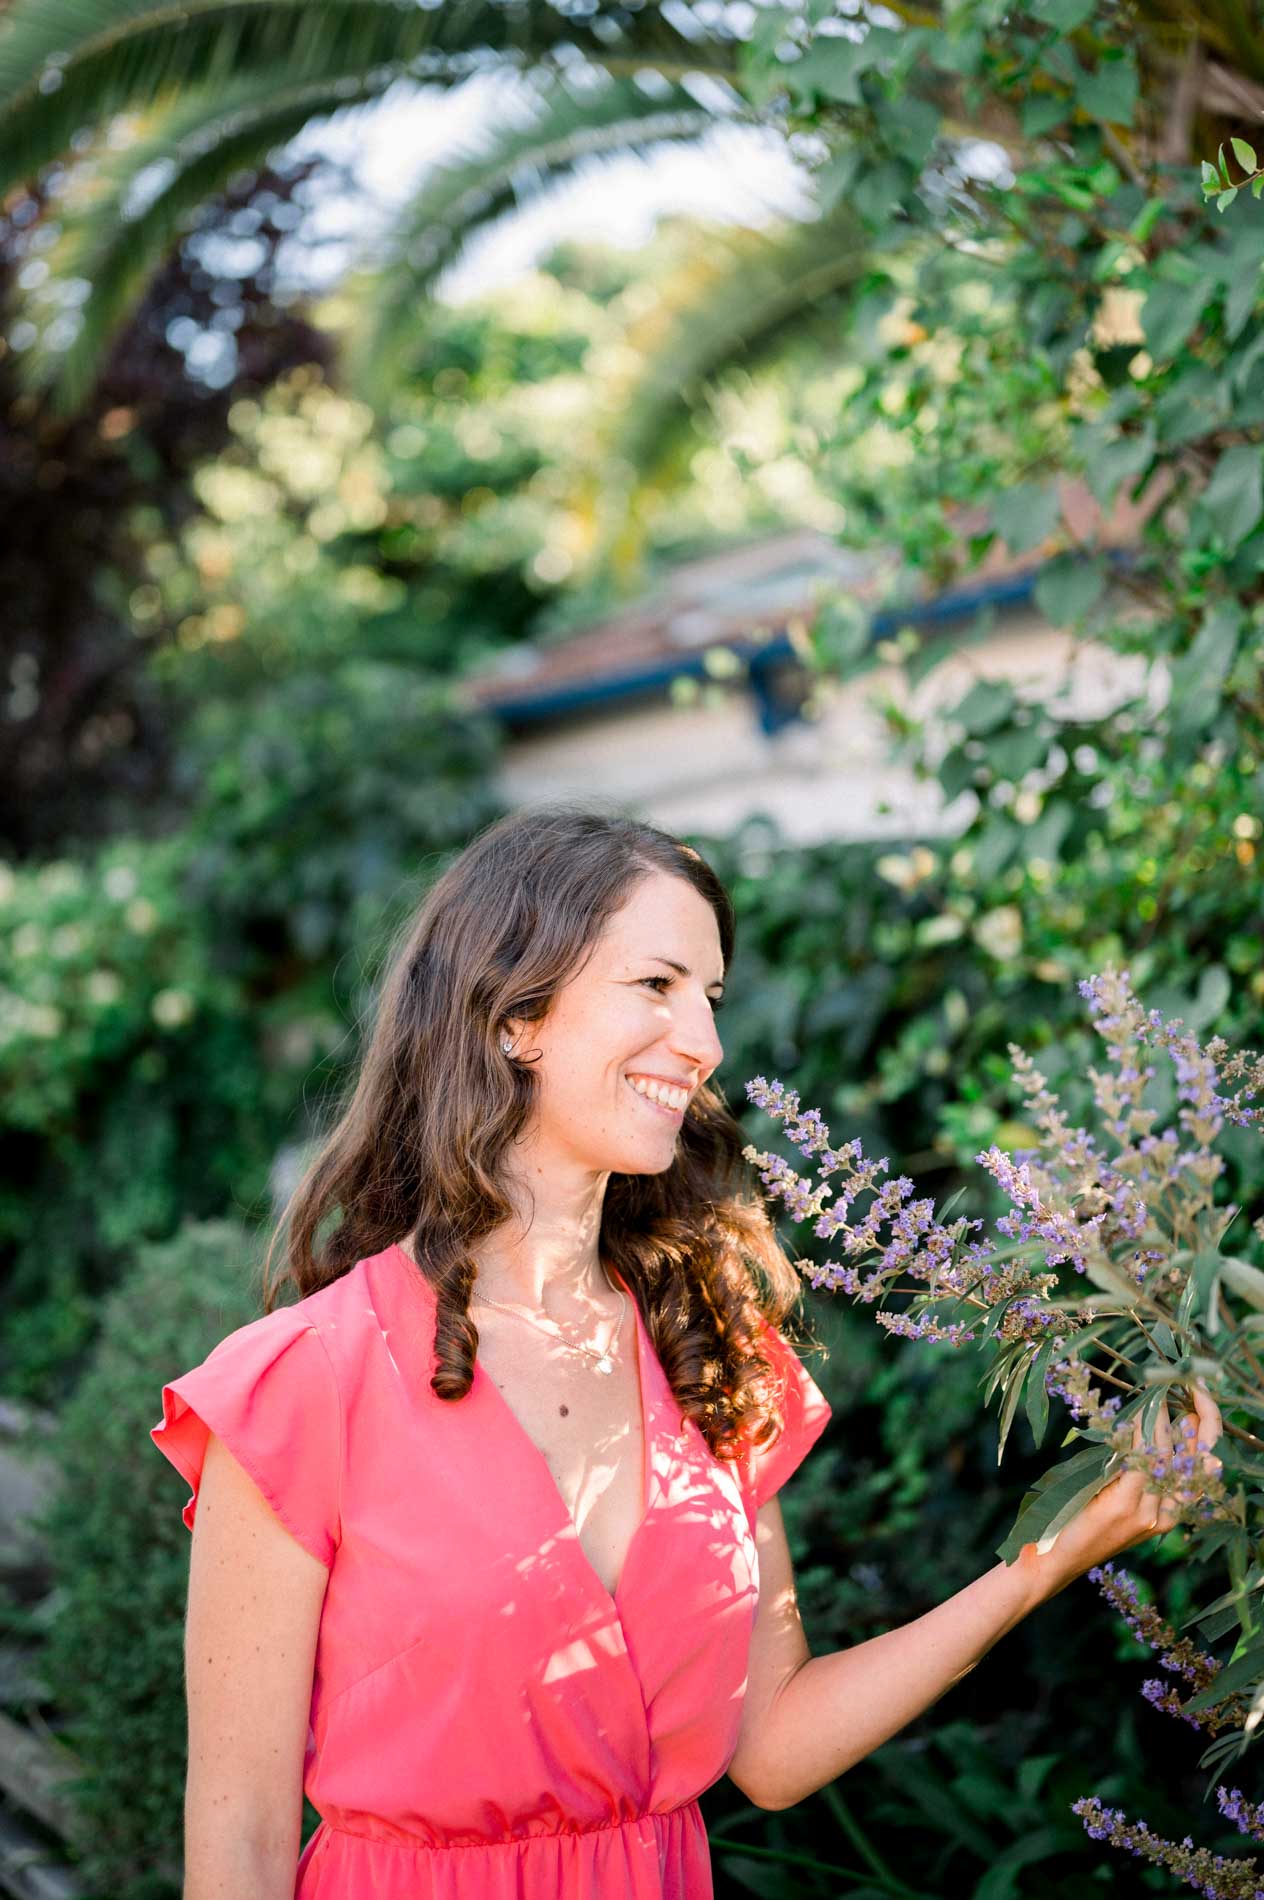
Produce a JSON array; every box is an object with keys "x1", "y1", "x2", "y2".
[{"x1": 150, "y1": 1242, "x2": 831, "y2": 1898}]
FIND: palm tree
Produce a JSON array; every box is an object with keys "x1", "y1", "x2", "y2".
[
  {"x1": 5, "y1": 0, "x2": 1264, "y2": 426},
  {"x1": 0, "y1": 0, "x2": 751, "y2": 412}
]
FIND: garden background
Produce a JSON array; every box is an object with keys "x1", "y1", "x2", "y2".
[{"x1": 2, "y1": 1, "x2": 1263, "y2": 1895}]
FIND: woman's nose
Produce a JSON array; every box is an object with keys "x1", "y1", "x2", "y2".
[{"x1": 669, "y1": 999, "x2": 723, "y2": 1074}]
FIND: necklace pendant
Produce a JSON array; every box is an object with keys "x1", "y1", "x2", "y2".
[{"x1": 594, "y1": 1355, "x2": 615, "y2": 1374}]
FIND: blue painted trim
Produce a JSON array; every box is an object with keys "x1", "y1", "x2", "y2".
[{"x1": 478, "y1": 552, "x2": 1123, "y2": 727}]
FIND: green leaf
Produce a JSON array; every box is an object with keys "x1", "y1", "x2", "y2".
[
  {"x1": 996, "y1": 1355, "x2": 1032, "y2": 1465},
  {"x1": 785, "y1": 27, "x2": 897, "y2": 106},
  {"x1": 1221, "y1": 1255, "x2": 1264, "y2": 1314},
  {"x1": 975, "y1": 1829, "x2": 1072, "y2": 1900},
  {"x1": 1033, "y1": 554, "x2": 1106, "y2": 624},
  {"x1": 816, "y1": 145, "x2": 862, "y2": 213},
  {"x1": 987, "y1": 723, "x2": 1051, "y2": 783},
  {"x1": 1076, "y1": 51, "x2": 1137, "y2": 126},
  {"x1": 1179, "y1": 1250, "x2": 1224, "y2": 1335},
  {"x1": 954, "y1": 677, "x2": 1017, "y2": 736},
  {"x1": 882, "y1": 94, "x2": 941, "y2": 168},
  {"x1": 992, "y1": 481, "x2": 1061, "y2": 554},
  {"x1": 1026, "y1": 1337, "x2": 1060, "y2": 1450},
  {"x1": 1181, "y1": 1638, "x2": 1264, "y2": 1715},
  {"x1": 1030, "y1": 0, "x2": 1096, "y2": 25},
  {"x1": 1022, "y1": 94, "x2": 1070, "y2": 138},
  {"x1": 996, "y1": 1444, "x2": 1116, "y2": 1564},
  {"x1": 1021, "y1": 799, "x2": 1073, "y2": 865},
  {"x1": 1083, "y1": 425, "x2": 1155, "y2": 511},
  {"x1": 1218, "y1": 187, "x2": 1239, "y2": 213},
  {"x1": 1200, "y1": 447, "x2": 1264, "y2": 552},
  {"x1": 1141, "y1": 277, "x2": 1209, "y2": 360},
  {"x1": 1224, "y1": 239, "x2": 1264, "y2": 342},
  {"x1": 1131, "y1": 197, "x2": 1165, "y2": 242},
  {"x1": 982, "y1": 1337, "x2": 1036, "y2": 1406},
  {"x1": 1202, "y1": 160, "x2": 1223, "y2": 191},
  {"x1": 852, "y1": 157, "x2": 913, "y2": 223},
  {"x1": 1231, "y1": 137, "x2": 1258, "y2": 173},
  {"x1": 1254, "y1": 175, "x2": 1264, "y2": 200}
]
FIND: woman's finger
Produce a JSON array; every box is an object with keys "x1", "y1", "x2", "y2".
[
  {"x1": 1184, "y1": 1382, "x2": 1225, "y2": 1473},
  {"x1": 1188, "y1": 1380, "x2": 1223, "y2": 1442}
]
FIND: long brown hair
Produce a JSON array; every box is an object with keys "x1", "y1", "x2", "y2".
[{"x1": 262, "y1": 805, "x2": 812, "y2": 1464}]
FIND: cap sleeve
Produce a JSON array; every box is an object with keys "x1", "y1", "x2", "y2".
[
  {"x1": 150, "y1": 1306, "x2": 342, "y2": 1569},
  {"x1": 739, "y1": 1316, "x2": 832, "y2": 1514}
]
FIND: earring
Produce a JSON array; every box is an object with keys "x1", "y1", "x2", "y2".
[{"x1": 501, "y1": 1037, "x2": 515, "y2": 1055}]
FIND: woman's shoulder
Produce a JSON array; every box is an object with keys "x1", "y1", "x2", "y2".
[
  {"x1": 278, "y1": 1244, "x2": 432, "y2": 1371},
  {"x1": 183, "y1": 1255, "x2": 387, "y2": 1392}
]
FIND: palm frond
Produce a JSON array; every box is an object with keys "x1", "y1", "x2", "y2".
[
  {"x1": 590, "y1": 199, "x2": 869, "y2": 567},
  {"x1": 352, "y1": 70, "x2": 724, "y2": 402},
  {"x1": 0, "y1": 0, "x2": 738, "y2": 199},
  {"x1": 18, "y1": 65, "x2": 407, "y2": 413}
]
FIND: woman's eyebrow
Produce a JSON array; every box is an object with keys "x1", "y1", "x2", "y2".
[{"x1": 645, "y1": 955, "x2": 725, "y2": 991}]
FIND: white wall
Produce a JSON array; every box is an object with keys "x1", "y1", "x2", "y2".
[{"x1": 492, "y1": 605, "x2": 1157, "y2": 845}]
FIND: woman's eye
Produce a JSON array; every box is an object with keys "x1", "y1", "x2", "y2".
[{"x1": 640, "y1": 975, "x2": 724, "y2": 1013}]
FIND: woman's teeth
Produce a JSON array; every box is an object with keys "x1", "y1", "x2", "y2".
[{"x1": 626, "y1": 1075, "x2": 688, "y2": 1115}]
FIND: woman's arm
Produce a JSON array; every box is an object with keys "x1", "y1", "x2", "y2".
[
  {"x1": 727, "y1": 1389, "x2": 1223, "y2": 1813},
  {"x1": 182, "y1": 1430, "x2": 329, "y2": 1898},
  {"x1": 727, "y1": 1498, "x2": 1050, "y2": 1810}
]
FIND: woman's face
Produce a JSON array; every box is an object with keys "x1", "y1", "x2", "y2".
[{"x1": 506, "y1": 870, "x2": 727, "y2": 1177}]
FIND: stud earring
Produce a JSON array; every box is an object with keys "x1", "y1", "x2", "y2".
[{"x1": 501, "y1": 1037, "x2": 515, "y2": 1055}]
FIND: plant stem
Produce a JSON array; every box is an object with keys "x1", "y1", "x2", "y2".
[
  {"x1": 820, "y1": 1783, "x2": 917, "y2": 1893},
  {"x1": 708, "y1": 1834, "x2": 913, "y2": 1890}
]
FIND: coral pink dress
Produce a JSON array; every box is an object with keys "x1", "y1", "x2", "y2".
[{"x1": 151, "y1": 1242, "x2": 831, "y2": 1898}]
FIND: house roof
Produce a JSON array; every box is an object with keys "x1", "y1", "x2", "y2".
[{"x1": 455, "y1": 476, "x2": 1155, "y2": 730}]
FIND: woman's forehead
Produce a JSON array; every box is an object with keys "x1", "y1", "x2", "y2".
[{"x1": 599, "y1": 881, "x2": 724, "y2": 968}]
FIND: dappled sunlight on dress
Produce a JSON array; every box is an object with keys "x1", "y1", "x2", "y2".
[{"x1": 150, "y1": 1242, "x2": 831, "y2": 1897}]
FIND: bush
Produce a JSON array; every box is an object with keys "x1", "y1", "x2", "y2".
[
  {"x1": 0, "y1": 660, "x2": 504, "y2": 1403},
  {"x1": 32, "y1": 1218, "x2": 287, "y2": 1897}
]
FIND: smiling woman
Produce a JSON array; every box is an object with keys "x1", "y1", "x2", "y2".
[{"x1": 149, "y1": 803, "x2": 831, "y2": 1900}]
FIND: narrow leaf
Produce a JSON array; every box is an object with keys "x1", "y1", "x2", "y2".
[
  {"x1": 1182, "y1": 1639, "x2": 1264, "y2": 1715},
  {"x1": 1221, "y1": 1256, "x2": 1264, "y2": 1312},
  {"x1": 1026, "y1": 1336, "x2": 1058, "y2": 1449},
  {"x1": 996, "y1": 1444, "x2": 1115, "y2": 1564},
  {"x1": 996, "y1": 1355, "x2": 1031, "y2": 1466}
]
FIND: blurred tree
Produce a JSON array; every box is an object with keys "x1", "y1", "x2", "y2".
[
  {"x1": 0, "y1": 5, "x2": 745, "y2": 412},
  {"x1": 0, "y1": 151, "x2": 334, "y2": 859}
]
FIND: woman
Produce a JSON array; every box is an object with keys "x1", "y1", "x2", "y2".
[{"x1": 151, "y1": 805, "x2": 1223, "y2": 1899}]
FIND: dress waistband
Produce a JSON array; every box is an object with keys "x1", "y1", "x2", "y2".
[{"x1": 319, "y1": 1799, "x2": 702, "y2": 1852}]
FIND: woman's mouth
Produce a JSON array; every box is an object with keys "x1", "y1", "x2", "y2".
[{"x1": 624, "y1": 1076, "x2": 686, "y2": 1121}]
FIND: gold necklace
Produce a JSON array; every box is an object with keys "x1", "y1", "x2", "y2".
[{"x1": 471, "y1": 1280, "x2": 627, "y2": 1375}]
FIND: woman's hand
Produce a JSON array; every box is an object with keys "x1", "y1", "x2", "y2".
[{"x1": 1025, "y1": 1381, "x2": 1225, "y2": 1589}]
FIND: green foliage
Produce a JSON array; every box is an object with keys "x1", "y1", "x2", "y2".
[
  {"x1": 0, "y1": 654, "x2": 501, "y2": 1399},
  {"x1": 0, "y1": 0, "x2": 731, "y2": 207},
  {"x1": 29, "y1": 1219, "x2": 306, "y2": 1897},
  {"x1": 740, "y1": 2, "x2": 1264, "y2": 799},
  {"x1": 0, "y1": 2, "x2": 742, "y2": 413},
  {"x1": 352, "y1": 72, "x2": 717, "y2": 408}
]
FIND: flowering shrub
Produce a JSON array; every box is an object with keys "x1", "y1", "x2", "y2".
[{"x1": 743, "y1": 967, "x2": 1264, "y2": 1894}]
